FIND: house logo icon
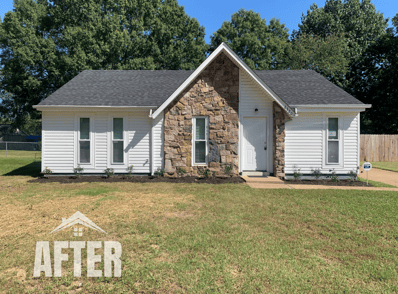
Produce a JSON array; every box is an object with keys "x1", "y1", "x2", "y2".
[{"x1": 49, "y1": 211, "x2": 107, "y2": 236}]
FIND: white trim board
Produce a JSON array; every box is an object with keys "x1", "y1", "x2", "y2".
[
  {"x1": 293, "y1": 104, "x2": 371, "y2": 113},
  {"x1": 151, "y1": 42, "x2": 295, "y2": 119}
]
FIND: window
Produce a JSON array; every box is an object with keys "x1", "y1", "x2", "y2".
[
  {"x1": 327, "y1": 117, "x2": 339, "y2": 164},
  {"x1": 79, "y1": 118, "x2": 90, "y2": 164},
  {"x1": 112, "y1": 118, "x2": 124, "y2": 164},
  {"x1": 193, "y1": 117, "x2": 208, "y2": 164}
]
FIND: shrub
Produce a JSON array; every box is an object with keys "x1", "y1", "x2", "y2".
[
  {"x1": 104, "y1": 168, "x2": 114, "y2": 178},
  {"x1": 201, "y1": 168, "x2": 211, "y2": 178},
  {"x1": 328, "y1": 169, "x2": 339, "y2": 182},
  {"x1": 73, "y1": 165, "x2": 84, "y2": 177},
  {"x1": 348, "y1": 167, "x2": 359, "y2": 182},
  {"x1": 154, "y1": 168, "x2": 165, "y2": 177},
  {"x1": 293, "y1": 165, "x2": 302, "y2": 181},
  {"x1": 127, "y1": 165, "x2": 134, "y2": 177},
  {"x1": 311, "y1": 168, "x2": 322, "y2": 180},
  {"x1": 42, "y1": 167, "x2": 52, "y2": 176},
  {"x1": 176, "y1": 167, "x2": 186, "y2": 177},
  {"x1": 223, "y1": 163, "x2": 233, "y2": 177}
]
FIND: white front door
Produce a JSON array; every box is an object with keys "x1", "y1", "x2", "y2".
[{"x1": 243, "y1": 117, "x2": 267, "y2": 171}]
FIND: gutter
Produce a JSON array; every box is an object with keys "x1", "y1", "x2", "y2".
[
  {"x1": 33, "y1": 105, "x2": 156, "y2": 110},
  {"x1": 290, "y1": 104, "x2": 372, "y2": 109}
]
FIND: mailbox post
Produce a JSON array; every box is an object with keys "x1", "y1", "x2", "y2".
[{"x1": 362, "y1": 162, "x2": 372, "y2": 185}]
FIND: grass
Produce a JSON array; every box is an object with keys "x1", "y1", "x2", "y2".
[
  {"x1": 0, "y1": 151, "x2": 41, "y2": 176},
  {"x1": 0, "y1": 153, "x2": 397, "y2": 293},
  {"x1": 360, "y1": 161, "x2": 398, "y2": 173},
  {"x1": 357, "y1": 177, "x2": 397, "y2": 188}
]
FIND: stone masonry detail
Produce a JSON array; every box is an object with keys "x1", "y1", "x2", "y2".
[
  {"x1": 164, "y1": 52, "x2": 239, "y2": 176},
  {"x1": 273, "y1": 102, "x2": 288, "y2": 178}
]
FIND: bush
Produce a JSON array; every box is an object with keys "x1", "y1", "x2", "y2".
[
  {"x1": 73, "y1": 165, "x2": 84, "y2": 177},
  {"x1": 42, "y1": 167, "x2": 52, "y2": 176},
  {"x1": 293, "y1": 165, "x2": 302, "y2": 181},
  {"x1": 348, "y1": 167, "x2": 359, "y2": 182},
  {"x1": 155, "y1": 168, "x2": 165, "y2": 177},
  {"x1": 311, "y1": 168, "x2": 322, "y2": 180},
  {"x1": 127, "y1": 165, "x2": 134, "y2": 177},
  {"x1": 223, "y1": 163, "x2": 233, "y2": 177},
  {"x1": 328, "y1": 169, "x2": 339, "y2": 182},
  {"x1": 104, "y1": 168, "x2": 114, "y2": 178},
  {"x1": 176, "y1": 167, "x2": 186, "y2": 177},
  {"x1": 201, "y1": 168, "x2": 211, "y2": 178}
]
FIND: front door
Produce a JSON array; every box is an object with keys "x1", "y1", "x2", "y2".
[{"x1": 243, "y1": 117, "x2": 267, "y2": 171}]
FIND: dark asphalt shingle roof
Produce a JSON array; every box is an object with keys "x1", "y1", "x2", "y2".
[
  {"x1": 255, "y1": 70, "x2": 363, "y2": 105},
  {"x1": 37, "y1": 69, "x2": 364, "y2": 107},
  {"x1": 38, "y1": 70, "x2": 194, "y2": 107}
]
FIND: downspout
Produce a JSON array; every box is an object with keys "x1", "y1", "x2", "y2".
[{"x1": 149, "y1": 109, "x2": 154, "y2": 175}]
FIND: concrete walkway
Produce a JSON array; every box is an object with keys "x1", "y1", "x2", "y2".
[
  {"x1": 358, "y1": 167, "x2": 398, "y2": 187},
  {"x1": 242, "y1": 176, "x2": 288, "y2": 189},
  {"x1": 243, "y1": 174, "x2": 398, "y2": 191}
]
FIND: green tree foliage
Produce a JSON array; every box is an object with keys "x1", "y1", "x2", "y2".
[
  {"x1": 0, "y1": 0, "x2": 207, "y2": 127},
  {"x1": 208, "y1": 9, "x2": 289, "y2": 70},
  {"x1": 350, "y1": 15, "x2": 398, "y2": 134},
  {"x1": 294, "y1": 0, "x2": 387, "y2": 88},
  {"x1": 295, "y1": 0, "x2": 387, "y2": 61},
  {"x1": 286, "y1": 33, "x2": 349, "y2": 87}
]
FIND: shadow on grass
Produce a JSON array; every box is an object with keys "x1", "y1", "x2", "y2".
[{"x1": 4, "y1": 161, "x2": 42, "y2": 177}]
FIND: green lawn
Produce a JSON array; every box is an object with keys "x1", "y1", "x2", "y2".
[
  {"x1": 358, "y1": 177, "x2": 397, "y2": 188},
  {"x1": 361, "y1": 161, "x2": 398, "y2": 173},
  {"x1": 0, "y1": 155, "x2": 397, "y2": 293},
  {"x1": 0, "y1": 150, "x2": 41, "y2": 176}
]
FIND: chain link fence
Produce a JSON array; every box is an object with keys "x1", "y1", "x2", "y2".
[{"x1": 0, "y1": 141, "x2": 41, "y2": 156}]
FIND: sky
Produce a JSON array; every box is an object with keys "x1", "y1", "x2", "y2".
[{"x1": 0, "y1": 0, "x2": 397, "y2": 43}]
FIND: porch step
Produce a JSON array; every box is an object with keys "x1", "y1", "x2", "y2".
[{"x1": 241, "y1": 171, "x2": 270, "y2": 177}]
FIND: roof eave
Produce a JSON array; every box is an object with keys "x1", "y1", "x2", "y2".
[
  {"x1": 292, "y1": 104, "x2": 372, "y2": 113},
  {"x1": 33, "y1": 105, "x2": 157, "y2": 111}
]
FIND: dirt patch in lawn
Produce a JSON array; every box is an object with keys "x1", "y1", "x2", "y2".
[
  {"x1": 29, "y1": 175, "x2": 246, "y2": 184},
  {"x1": 285, "y1": 179, "x2": 373, "y2": 186}
]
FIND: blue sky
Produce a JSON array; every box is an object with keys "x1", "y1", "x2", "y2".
[{"x1": 0, "y1": 0, "x2": 397, "y2": 42}]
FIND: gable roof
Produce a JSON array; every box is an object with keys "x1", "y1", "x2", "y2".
[
  {"x1": 35, "y1": 43, "x2": 368, "y2": 114},
  {"x1": 150, "y1": 43, "x2": 296, "y2": 118},
  {"x1": 37, "y1": 70, "x2": 194, "y2": 107}
]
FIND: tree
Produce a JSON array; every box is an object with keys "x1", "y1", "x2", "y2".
[
  {"x1": 208, "y1": 9, "x2": 289, "y2": 70},
  {"x1": 350, "y1": 14, "x2": 398, "y2": 134},
  {"x1": 0, "y1": 0, "x2": 207, "y2": 128},
  {"x1": 294, "y1": 0, "x2": 388, "y2": 87},
  {"x1": 285, "y1": 33, "x2": 349, "y2": 87}
]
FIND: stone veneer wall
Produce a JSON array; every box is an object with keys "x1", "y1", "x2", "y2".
[
  {"x1": 273, "y1": 102, "x2": 288, "y2": 178},
  {"x1": 163, "y1": 52, "x2": 239, "y2": 176}
]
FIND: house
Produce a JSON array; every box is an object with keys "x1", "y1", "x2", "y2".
[{"x1": 33, "y1": 43, "x2": 371, "y2": 179}]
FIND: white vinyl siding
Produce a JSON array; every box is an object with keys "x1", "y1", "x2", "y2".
[
  {"x1": 42, "y1": 112, "x2": 75, "y2": 173},
  {"x1": 42, "y1": 110, "x2": 156, "y2": 174},
  {"x1": 128, "y1": 112, "x2": 151, "y2": 173},
  {"x1": 239, "y1": 71, "x2": 274, "y2": 173},
  {"x1": 152, "y1": 111, "x2": 164, "y2": 172},
  {"x1": 94, "y1": 114, "x2": 108, "y2": 170},
  {"x1": 285, "y1": 112, "x2": 360, "y2": 175},
  {"x1": 343, "y1": 113, "x2": 360, "y2": 170}
]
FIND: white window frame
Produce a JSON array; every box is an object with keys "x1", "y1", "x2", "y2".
[
  {"x1": 107, "y1": 114, "x2": 128, "y2": 169},
  {"x1": 111, "y1": 117, "x2": 125, "y2": 165},
  {"x1": 323, "y1": 115, "x2": 344, "y2": 168},
  {"x1": 76, "y1": 116, "x2": 95, "y2": 168},
  {"x1": 192, "y1": 116, "x2": 209, "y2": 166}
]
